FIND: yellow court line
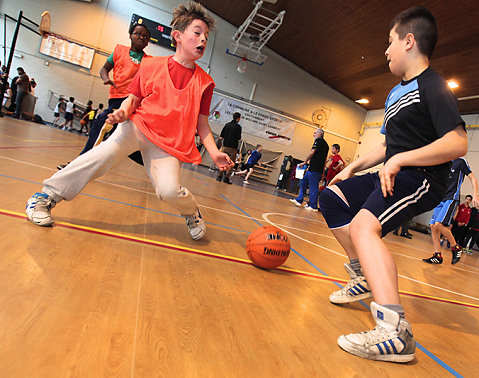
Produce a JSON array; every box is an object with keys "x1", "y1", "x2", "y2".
[{"x1": 2, "y1": 207, "x2": 479, "y2": 309}]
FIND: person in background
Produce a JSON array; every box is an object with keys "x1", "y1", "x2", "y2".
[
  {"x1": 12, "y1": 67, "x2": 29, "y2": 118},
  {"x1": 216, "y1": 112, "x2": 242, "y2": 184},
  {"x1": 52, "y1": 97, "x2": 65, "y2": 126}
]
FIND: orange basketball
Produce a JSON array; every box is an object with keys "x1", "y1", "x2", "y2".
[{"x1": 246, "y1": 226, "x2": 290, "y2": 269}]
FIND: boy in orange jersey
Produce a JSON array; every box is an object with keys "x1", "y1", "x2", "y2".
[
  {"x1": 57, "y1": 22, "x2": 149, "y2": 169},
  {"x1": 26, "y1": 2, "x2": 233, "y2": 240}
]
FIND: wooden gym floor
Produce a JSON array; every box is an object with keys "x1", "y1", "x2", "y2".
[{"x1": 0, "y1": 118, "x2": 478, "y2": 377}]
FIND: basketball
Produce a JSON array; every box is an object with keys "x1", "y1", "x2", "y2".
[{"x1": 246, "y1": 226, "x2": 290, "y2": 269}]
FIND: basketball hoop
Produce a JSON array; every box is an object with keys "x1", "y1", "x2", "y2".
[
  {"x1": 39, "y1": 11, "x2": 51, "y2": 36},
  {"x1": 237, "y1": 58, "x2": 248, "y2": 74}
]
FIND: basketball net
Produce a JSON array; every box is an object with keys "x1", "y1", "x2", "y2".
[{"x1": 237, "y1": 58, "x2": 248, "y2": 74}]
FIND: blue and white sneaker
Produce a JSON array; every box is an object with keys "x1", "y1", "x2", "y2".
[
  {"x1": 338, "y1": 302, "x2": 416, "y2": 363},
  {"x1": 329, "y1": 263, "x2": 372, "y2": 304},
  {"x1": 184, "y1": 208, "x2": 206, "y2": 240},
  {"x1": 26, "y1": 192, "x2": 56, "y2": 226}
]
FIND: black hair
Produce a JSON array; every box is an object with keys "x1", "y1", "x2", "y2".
[
  {"x1": 87, "y1": 100, "x2": 92, "y2": 105},
  {"x1": 129, "y1": 22, "x2": 151, "y2": 39},
  {"x1": 332, "y1": 144, "x2": 340, "y2": 151},
  {"x1": 389, "y1": 6, "x2": 438, "y2": 58},
  {"x1": 17, "y1": 67, "x2": 24, "y2": 73},
  {"x1": 233, "y1": 112, "x2": 241, "y2": 121},
  {"x1": 69, "y1": 97, "x2": 74, "y2": 102},
  {"x1": 98, "y1": 103, "x2": 104, "y2": 109},
  {"x1": 466, "y1": 195, "x2": 473, "y2": 200}
]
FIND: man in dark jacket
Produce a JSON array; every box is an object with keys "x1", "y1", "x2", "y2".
[{"x1": 217, "y1": 112, "x2": 242, "y2": 184}]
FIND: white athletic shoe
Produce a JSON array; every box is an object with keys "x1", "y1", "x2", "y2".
[
  {"x1": 304, "y1": 204, "x2": 316, "y2": 211},
  {"x1": 26, "y1": 192, "x2": 56, "y2": 226},
  {"x1": 337, "y1": 302, "x2": 416, "y2": 363},
  {"x1": 289, "y1": 198, "x2": 302, "y2": 207},
  {"x1": 184, "y1": 208, "x2": 206, "y2": 240},
  {"x1": 329, "y1": 263, "x2": 372, "y2": 304},
  {"x1": 243, "y1": 180, "x2": 249, "y2": 185}
]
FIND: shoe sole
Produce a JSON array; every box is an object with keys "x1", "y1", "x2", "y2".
[
  {"x1": 329, "y1": 291, "x2": 373, "y2": 304},
  {"x1": 338, "y1": 337, "x2": 415, "y2": 363},
  {"x1": 26, "y1": 216, "x2": 54, "y2": 227}
]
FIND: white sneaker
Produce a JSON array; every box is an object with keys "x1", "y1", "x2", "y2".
[
  {"x1": 26, "y1": 192, "x2": 56, "y2": 226},
  {"x1": 329, "y1": 263, "x2": 372, "y2": 304},
  {"x1": 243, "y1": 180, "x2": 249, "y2": 184},
  {"x1": 304, "y1": 204, "x2": 316, "y2": 211},
  {"x1": 289, "y1": 198, "x2": 302, "y2": 207},
  {"x1": 338, "y1": 302, "x2": 416, "y2": 363},
  {"x1": 184, "y1": 208, "x2": 206, "y2": 240}
]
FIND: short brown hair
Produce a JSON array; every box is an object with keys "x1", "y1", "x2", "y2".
[
  {"x1": 389, "y1": 6, "x2": 438, "y2": 59},
  {"x1": 170, "y1": 2, "x2": 216, "y2": 47}
]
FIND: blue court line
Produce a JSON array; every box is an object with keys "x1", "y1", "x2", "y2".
[
  {"x1": 0, "y1": 172, "x2": 466, "y2": 374},
  {"x1": 218, "y1": 191, "x2": 463, "y2": 377},
  {"x1": 0, "y1": 173, "x2": 247, "y2": 234}
]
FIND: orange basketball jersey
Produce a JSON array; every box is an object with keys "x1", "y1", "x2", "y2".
[
  {"x1": 130, "y1": 56, "x2": 215, "y2": 164},
  {"x1": 109, "y1": 44, "x2": 146, "y2": 99}
]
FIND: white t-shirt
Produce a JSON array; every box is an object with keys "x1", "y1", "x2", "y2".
[
  {"x1": 54, "y1": 101, "x2": 62, "y2": 113},
  {"x1": 65, "y1": 101, "x2": 74, "y2": 113}
]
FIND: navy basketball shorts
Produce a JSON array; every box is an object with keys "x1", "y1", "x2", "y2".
[
  {"x1": 321, "y1": 170, "x2": 445, "y2": 237},
  {"x1": 429, "y1": 199, "x2": 459, "y2": 226}
]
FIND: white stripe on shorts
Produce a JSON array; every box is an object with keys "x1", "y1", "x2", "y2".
[{"x1": 378, "y1": 179, "x2": 430, "y2": 225}]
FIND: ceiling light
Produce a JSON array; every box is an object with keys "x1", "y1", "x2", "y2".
[
  {"x1": 448, "y1": 80, "x2": 459, "y2": 89},
  {"x1": 355, "y1": 98, "x2": 369, "y2": 104}
]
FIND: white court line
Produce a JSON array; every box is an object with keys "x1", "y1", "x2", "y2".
[
  {"x1": 4, "y1": 154, "x2": 479, "y2": 278},
  {"x1": 262, "y1": 212, "x2": 479, "y2": 303}
]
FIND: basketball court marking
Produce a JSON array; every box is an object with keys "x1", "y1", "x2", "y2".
[
  {"x1": 0, "y1": 208, "x2": 469, "y2": 376},
  {"x1": 2, "y1": 207, "x2": 478, "y2": 309},
  {"x1": 2, "y1": 157, "x2": 479, "y2": 279},
  {"x1": 262, "y1": 213, "x2": 479, "y2": 303}
]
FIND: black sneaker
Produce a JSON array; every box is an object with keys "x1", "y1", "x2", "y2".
[
  {"x1": 400, "y1": 232, "x2": 412, "y2": 239},
  {"x1": 423, "y1": 253, "x2": 443, "y2": 264},
  {"x1": 223, "y1": 177, "x2": 232, "y2": 184},
  {"x1": 451, "y1": 246, "x2": 462, "y2": 265}
]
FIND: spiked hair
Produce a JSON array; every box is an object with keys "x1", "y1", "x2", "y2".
[{"x1": 170, "y1": 2, "x2": 216, "y2": 47}]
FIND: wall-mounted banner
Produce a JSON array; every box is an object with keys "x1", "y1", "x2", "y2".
[
  {"x1": 39, "y1": 35, "x2": 95, "y2": 69},
  {"x1": 209, "y1": 93, "x2": 296, "y2": 145}
]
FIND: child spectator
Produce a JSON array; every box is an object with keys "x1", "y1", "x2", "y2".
[
  {"x1": 325, "y1": 144, "x2": 345, "y2": 185},
  {"x1": 26, "y1": 2, "x2": 233, "y2": 241},
  {"x1": 451, "y1": 194, "x2": 473, "y2": 247},
  {"x1": 60, "y1": 97, "x2": 76, "y2": 130},
  {"x1": 79, "y1": 100, "x2": 93, "y2": 134},
  {"x1": 52, "y1": 97, "x2": 65, "y2": 126}
]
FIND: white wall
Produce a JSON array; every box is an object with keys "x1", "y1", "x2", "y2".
[{"x1": 1, "y1": 0, "x2": 367, "y2": 183}]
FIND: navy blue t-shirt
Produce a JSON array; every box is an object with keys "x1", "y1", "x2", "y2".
[
  {"x1": 247, "y1": 150, "x2": 262, "y2": 166},
  {"x1": 380, "y1": 68, "x2": 465, "y2": 182},
  {"x1": 444, "y1": 158, "x2": 471, "y2": 200}
]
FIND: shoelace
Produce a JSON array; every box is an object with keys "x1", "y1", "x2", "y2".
[
  {"x1": 185, "y1": 215, "x2": 199, "y2": 228},
  {"x1": 359, "y1": 326, "x2": 397, "y2": 346},
  {"x1": 340, "y1": 276, "x2": 366, "y2": 294}
]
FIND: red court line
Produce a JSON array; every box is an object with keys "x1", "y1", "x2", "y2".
[{"x1": 2, "y1": 208, "x2": 478, "y2": 309}]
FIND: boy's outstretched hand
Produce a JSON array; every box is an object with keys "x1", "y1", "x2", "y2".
[
  {"x1": 213, "y1": 152, "x2": 234, "y2": 171},
  {"x1": 107, "y1": 109, "x2": 128, "y2": 124}
]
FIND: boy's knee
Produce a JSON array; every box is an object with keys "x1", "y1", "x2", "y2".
[
  {"x1": 318, "y1": 187, "x2": 352, "y2": 229},
  {"x1": 157, "y1": 185, "x2": 188, "y2": 203}
]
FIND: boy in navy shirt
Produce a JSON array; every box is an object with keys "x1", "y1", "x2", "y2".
[
  {"x1": 235, "y1": 144, "x2": 263, "y2": 184},
  {"x1": 319, "y1": 6, "x2": 467, "y2": 362}
]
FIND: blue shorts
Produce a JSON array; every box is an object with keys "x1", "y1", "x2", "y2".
[
  {"x1": 327, "y1": 169, "x2": 446, "y2": 237},
  {"x1": 429, "y1": 199, "x2": 459, "y2": 226}
]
